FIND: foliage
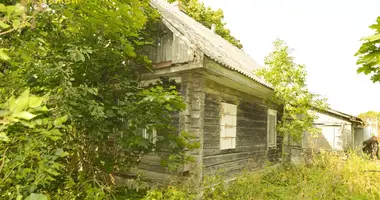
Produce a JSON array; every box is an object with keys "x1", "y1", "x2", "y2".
[
  {"x1": 358, "y1": 111, "x2": 380, "y2": 121},
  {"x1": 0, "y1": 1, "x2": 35, "y2": 61},
  {"x1": 256, "y1": 39, "x2": 327, "y2": 145},
  {"x1": 358, "y1": 111, "x2": 380, "y2": 134},
  {"x1": 0, "y1": 89, "x2": 68, "y2": 199},
  {"x1": 144, "y1": 185, "x2": 194, "y2": 200},
  {"x1": 167, "y1": 0, "x2": 243, "y2": 48},
  {"x1": 1, "y1": 0, "x2": 197, "y2": 198},
  {"x1": 160, "y1": 131, "x2": 200, "y2": 172},
  {"x1": 0, "y1": 1, "x2": 32, "y2": 35},
  {"x1": 356, "y1": 16, "x2": 380, "y2": 83},
  {"x1": 143, "y1": 174, "x2": 199, "y2": 200}
]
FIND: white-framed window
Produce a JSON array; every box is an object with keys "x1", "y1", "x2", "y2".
[
  {"x1": 267, "y1": 109, "x2": 277, "y2": 148},
  {"x1": 141, "y1": 128, "x2": 157, "y2": 144},
  {"x1": 220, "y1": 102, "x2": 237, "y2": 150}
]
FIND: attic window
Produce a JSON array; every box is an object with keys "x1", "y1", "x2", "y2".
[{"x1": 220, "y1": 102, "x2": 237, "y2": 150}]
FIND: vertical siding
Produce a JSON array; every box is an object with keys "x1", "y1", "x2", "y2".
[
  {"x1": 155, "y1": 29, "x2": 173, "y2": 63},
  {"x1": 145, "y1": 23, "x2": 195, "y2": 65},
  {"x1": 171, "y1": 34, "x2": 195, "y2": 63}
]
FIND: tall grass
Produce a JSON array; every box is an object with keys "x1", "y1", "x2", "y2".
[{"x1": 145, "y1": 151, "x2": 380, "y2": 200}]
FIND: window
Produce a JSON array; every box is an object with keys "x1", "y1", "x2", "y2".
[
  {"x1": 140, "y1": 128, "x2": 157, "y2": 144},
  {"x1": 267, "y1": 109, "x2": 277, "y2": 148},
  {"x1": 220, "y1": 103, "x2": 237, "y2": 150}
]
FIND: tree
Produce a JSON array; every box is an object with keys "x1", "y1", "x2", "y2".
[
  {"x1": 256, "y1": 39, "x2": 327, "y2": 160},
  {"x1": 168, "y1": 0, "x2": 243, "y2": 48},
  {"x1": 1, "y1": 0, "x2": 197, "y2": 198},
  {"x1": 358, "y1": 111, "x2": 380, "y2": 135},
  {"x1": 356, "y1": 16, "x2": 380, "y2": 83}
]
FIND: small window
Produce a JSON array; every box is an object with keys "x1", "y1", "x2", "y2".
[
  {"x1": 220, "y1": 103, "x2": 237, "y2": 150},
  {"x1": 140, "y1": 128, "x2": 157, "y2": 144},
  {"x1": 267, "y1": 109, "x2": 277, "y2": 148}
]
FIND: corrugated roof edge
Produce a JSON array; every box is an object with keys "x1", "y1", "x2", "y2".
[
  {"x1": 206, "y1": 56, "x2": 274, "y2": 89},
  {"x1": 314, "y1": 107, "x2": 364, "y2": 125},
  {"x1": 149, "y1": 0, "x2": 273, "y2": 89}
]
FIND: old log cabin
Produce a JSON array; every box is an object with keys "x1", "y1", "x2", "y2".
[{"x1": 133, "y1": 0, "x2": 282, "y2": 182}]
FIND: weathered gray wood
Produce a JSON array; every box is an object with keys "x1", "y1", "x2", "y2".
[
  {"x1": 171, "y1": 34, "x2": 195, "y2": 63},
  {"x1": 202, "y1": 78, "x2": 281, "y2": 177}
]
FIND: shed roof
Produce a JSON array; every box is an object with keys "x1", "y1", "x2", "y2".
[
  {"x1": 324, "y1": 108, "x2": 364, "y2": 125},
  {"x1": 150, "y1": 0, "x2": 272, "y2": 89}
]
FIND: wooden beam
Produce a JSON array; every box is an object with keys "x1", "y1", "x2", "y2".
[
  {"x1": 141, "y1": 61, "x2": 203, "y2": 80},
  {"x1": 139, "y1": 77, "x2": 182, "y2": 87}
]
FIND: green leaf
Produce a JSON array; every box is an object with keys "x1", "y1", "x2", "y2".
[
  {"x1": 12, "y1": 19, "x2": 20, "y2": 28},
  {"x1": 14, "y1": 3, "x2": 25, "y2": 15},
  {"x1": 0, "y1": 132, "x2": 10, "y2": 142},
  {"x1": 45, "y1": 168, "x2": 60, "y2": 176},
  {"x1": 0, "y1": 110, "x2": 8, "y2": 117},
  {"x1": 36, "y1": 106, "x2": 49, "y2": 112},
  {"x1": 13, "y1": 111, "x2": 36, "y2": 120},
  {"x1": 74, "y1": 52, "x2": 85, "y2": 62},
  {"x1": 63, "y1": 10, "x2": 73, "y2": 18},
  {"x1": 26, "y1": 193, "x2": 48, "y2": 200},
  {"x1": 55, "y1": 148, "x2": 69, "y2": 157},
  {"x1": 15, "y1": 89, "x2": 30, "y2": 112},
  {"x1": 8, "y1": 96, "x2": 16, "y2": 111},
  {"x1": 54, "y1": 115, "x2": 68, "y2": 127},
  {"x1": 20, "y1": 120, "x2": 35, "y2": 128},
  {"x1": 29, "y1": 96, "x2": 43, "y2": 108},
  {"x1": 0, "y1": 48, "x2": 10, "y2": 61},
  {"x1": 362, "y1": 33, "x2": 380, "y2": 42},
  {"x1": 0, "y1": 4, "x2": 6, "y2": 13},
  {"x1": 0, "y1": 21, "x2": 9, "y2": 29}
]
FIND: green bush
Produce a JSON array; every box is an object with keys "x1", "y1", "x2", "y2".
[
  {"x1": 1, "y1": 1, "x2": 195, "y2": 198},
  {"x1": 0, "y1": 89, "x2": 68, "y2": 199}
]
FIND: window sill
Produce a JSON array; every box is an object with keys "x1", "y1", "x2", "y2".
[
  {"x1": 220, "y1": 148, "x2": 236, "y2": 154},
  {"x1": 267, "y1": 145, "x2": 277, "y2": 150}
]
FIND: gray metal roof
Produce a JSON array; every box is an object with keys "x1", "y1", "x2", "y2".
[
  {"x1": 150, "y1": 0, "x2": 272, "y2": 89},
  {"x1": 325, "y1": 109, "x2": 364, "y2": 125}
]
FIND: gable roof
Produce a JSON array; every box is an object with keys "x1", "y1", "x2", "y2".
[{"x1": 150, "y1": 0, "x2": 272, "y2": 89}]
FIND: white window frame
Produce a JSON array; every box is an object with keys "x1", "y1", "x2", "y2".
[
  {"x1": 267, "y1": 109, "x2": 277, "y2": 148},
  {"x1": 142, "y1": 128, "x2": 157, "y2": 144},
  {"x1": 220, "y1": 102, "x2": 237, "y2": 150}
]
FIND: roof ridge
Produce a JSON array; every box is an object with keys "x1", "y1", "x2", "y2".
[{"x1": 150, "y1": 0, "x2": 272, "y2": 88}]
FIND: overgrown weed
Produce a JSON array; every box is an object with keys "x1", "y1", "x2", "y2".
[{"x1": 144, "y1": 151, "x2": 380, "y2": 200}]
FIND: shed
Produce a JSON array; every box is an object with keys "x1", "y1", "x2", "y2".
[{"x1": 291, "y1": 109, "x2": 364, "y2": 163}]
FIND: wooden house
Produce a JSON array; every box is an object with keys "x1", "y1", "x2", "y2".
[{"x1": 133, "y1": 0, "x2": 282, "y2": 182}]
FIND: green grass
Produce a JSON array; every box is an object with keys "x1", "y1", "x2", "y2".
[{"x1": 145, "y1": 151, "x2": 380, "y2": 200}]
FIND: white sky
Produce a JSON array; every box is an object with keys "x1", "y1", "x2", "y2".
[{"x1": 200, "y1": 0, "x2": 380, "y2": 116}]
